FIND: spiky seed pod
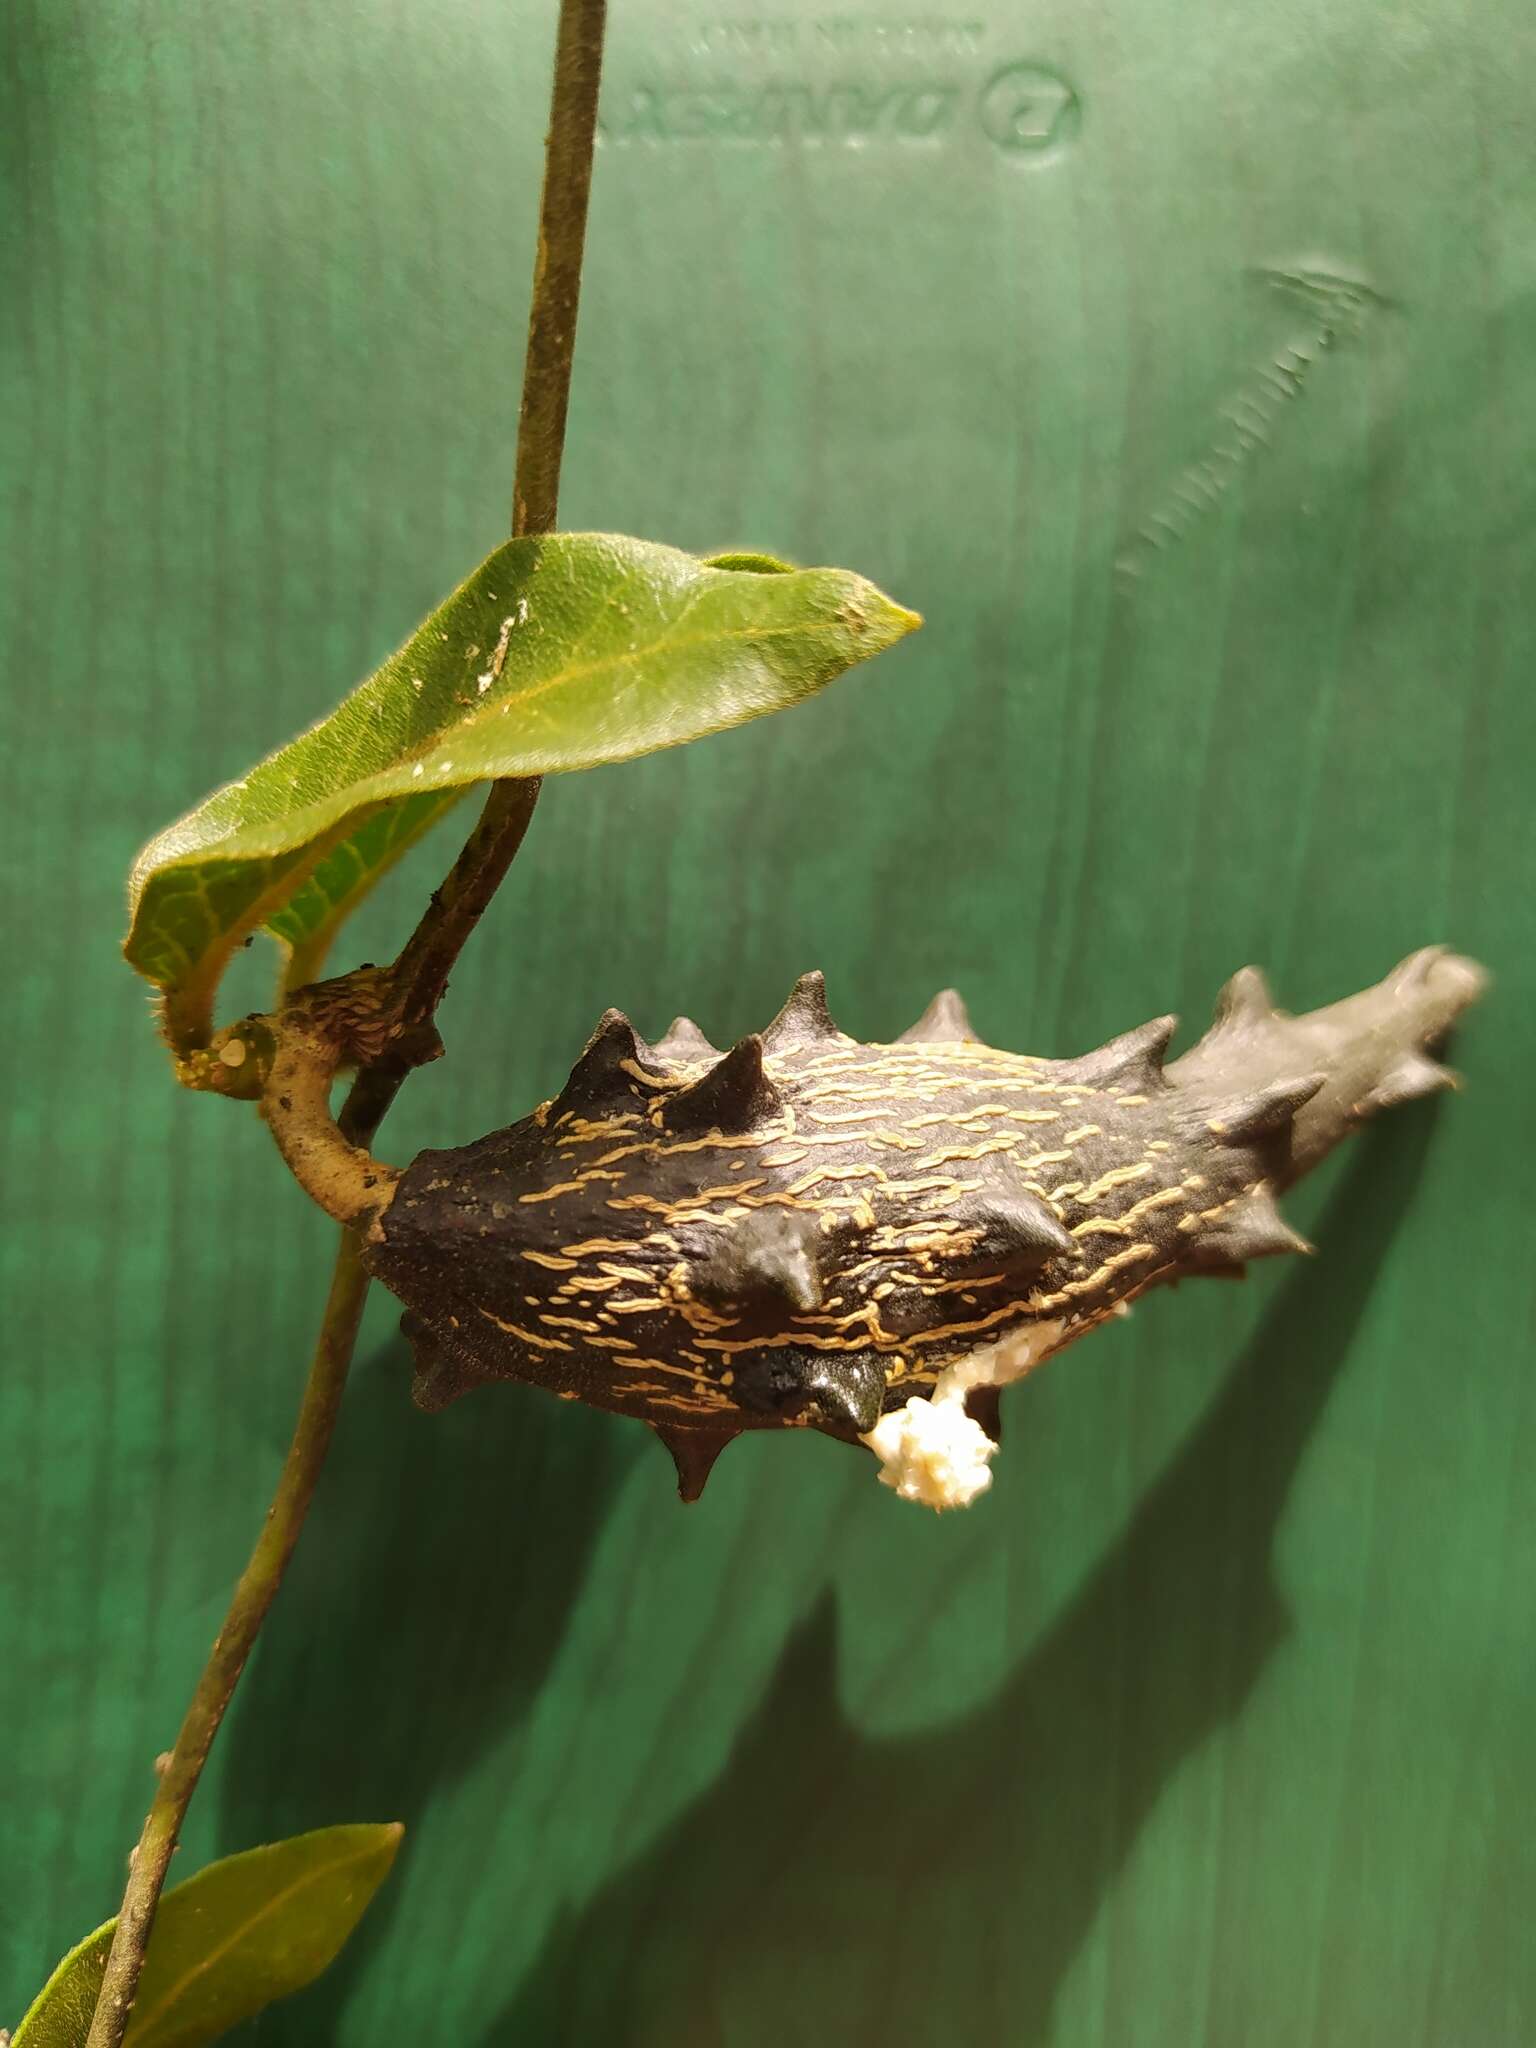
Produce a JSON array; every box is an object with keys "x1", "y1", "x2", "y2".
[
  {"x1": 652, "y1": 1015, "x2": 720, "y2": 1063},
  {"x1": 363, "y1": 947, "x2": 1485, "y2": 1501},
  {"x1": 660, "y1": 1035, "x2": 782, "y2": 1135},
  {"x1": 897, "y1": 989, "x2": 976, "y2": 1044}
]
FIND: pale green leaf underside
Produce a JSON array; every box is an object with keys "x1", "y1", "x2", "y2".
[
  {"x1": 263, "y1": 785, "x2": 466, "y2": 985},
  {"x1": 122, "y1": 533, "x2": 918, "y2": 1028},
  {"x1": 12, "y1": 1823, "x2": 401, "y2": 2048}
]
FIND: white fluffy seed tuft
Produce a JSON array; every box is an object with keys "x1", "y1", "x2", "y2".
[{"x1": 860, "y1": 1317, "x2": 1067, "y2": 1511}]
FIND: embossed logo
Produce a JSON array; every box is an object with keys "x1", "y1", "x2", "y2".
[{"x1": 978, "y1": 63, "x2": 1080, "y2": 153}]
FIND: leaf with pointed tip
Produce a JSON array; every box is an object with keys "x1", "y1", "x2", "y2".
[
  {"x1": 124, "y1": 533, "x2": 920, "y2": 1050},
  {"x1": 11, "y1": 1824, "x2": 401, "y2": 2048},
  {"x1": 896, "y1": 988, "x2": 976, "y2": 1044}
]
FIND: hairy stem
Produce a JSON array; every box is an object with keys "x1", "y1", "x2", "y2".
[{"x1": 85, "y1": 4, "x2": 608, "y2": 2039}]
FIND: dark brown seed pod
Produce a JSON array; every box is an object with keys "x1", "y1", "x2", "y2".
[{"x1": 357, "y1": 947, "x2": 1485, "y2": 1505}]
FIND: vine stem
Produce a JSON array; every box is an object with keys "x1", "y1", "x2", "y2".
[{"x1": 84, "y1": 4, "x2": 608, "y2": 2041}]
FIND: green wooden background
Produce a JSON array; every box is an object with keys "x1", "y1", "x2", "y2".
[{"x1": 3, "y1": 0, "x2": 1533, "y2": 2041}]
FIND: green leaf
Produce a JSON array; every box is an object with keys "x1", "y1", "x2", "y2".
[
  {"x1": 124, "y1": 532, "x2": 919, "y2": 1047},
  {"x1": 262, "y1": 785, "x2": 466, "y2": 990},
  {"x1": 11, "y1": 1823, "x2": 401, "y2": 2048}
]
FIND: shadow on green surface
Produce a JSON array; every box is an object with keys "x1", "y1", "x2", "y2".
[
  {"x1": 482, "y1": 1108, "x2": 1440, "y2": 2048},
  {"x1": 216, "y1": 1333, "x2": 642, "y2": 2040}
]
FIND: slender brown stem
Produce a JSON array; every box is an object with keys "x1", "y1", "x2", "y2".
[
  {"x1": 386, "y1": 0, "x2": 607, "y2": 1038},
  {"x1": 82, "y1": 1235, "x2": 370, "y2": 2048},
  {"x1": 514, "y1": 0, "x2": 607, "y2": 540},
  {"x1": 85, "y1": 4, "x2": 608, "y2": 2039},
  {"x1": 344, "y1": 0, "x2": 607, "y2": 1088}
]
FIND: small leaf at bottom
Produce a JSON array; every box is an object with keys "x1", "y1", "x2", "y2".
[{"x1": 12, "y1": 1823, "x2": 401, "y2": 2048}]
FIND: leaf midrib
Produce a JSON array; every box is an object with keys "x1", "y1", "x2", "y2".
[
  {"x1": 125, "y1": 1838, "x2": 383, "y2": 2043},
  {"x1": 144, "y1": 613, "x2": 858, "y2": 880}
]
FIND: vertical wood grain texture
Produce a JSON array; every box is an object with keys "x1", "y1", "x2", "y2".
[{"x1": 2, "y1": 1, "x2": 1533, "y2": 2042}]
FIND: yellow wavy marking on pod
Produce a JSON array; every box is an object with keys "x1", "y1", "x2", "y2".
[
  {"x1": 1077, "y1": 1159, "x2": 1158, "y2": 1206},
  {"x1": 966, "y1": 1108, "x2": 1062, "y2": 1131},
  {"x1": 668, "y1": 1178, "x2": 769, "y2": 1212},
  {"x1": 1177, "y1": 1193, "x2": 1243, "y2": 1233},
  {"x1": 803, "y1": 1101, "x2": 899, "y2": 1125},
  {"x1": 759, "y1": 1126, "x2": 913, "y2": 1154},
  {"x1": 911, "y1": 1136, "x2": 1022, "y2": 1173},
  {"x1": 694, "y1": 1301, "x2": 894, "y2": 1356},
  {"x1": 618, "y1": 1059, "x2": 678, "y2": 1091},
  {"x1": 1115, "y1": 1183, "x2": 1192, "y2": 1228},
  {"x1": 734, "y1": 1190, "x2": 828, "y2": 1215},
  {"x1": 613, "y1": 1356, "x2": 716, "y2": 1383},
  {"x1": 517, "y1": 1179, "x2": 592, "y2": 1205},
  {"x1": 554, "y1": 1114, "x2": 636, "y2": 1146},
  {"x1": 1034, "y1": 1241, "x2": 1160, "y2": 1307},
  {"x1": 911, "y1": 1269, "x2": 1011, "y2": 1295},
  {"x1": 1062, "y1": 1124, "x2": 1103, "y2": 1145},
  {"x1": 868, "y1": 1224, "x2": 971, "y2": 1257},
  {"x1": 784, "y1": 1161, "x2": 890, "y2": 1197},
  {"x1": 477, "y1": 1309, "x2": 574, "y2": 1352},
  {"x1": 877, "y1": 1171, "x2": 1006, "y2": 1202},
  {"x1": 522, "y1": 1248, "x2": 579, "y2": 1271},
  {"x1": 901, "y1": 1300, "x2": 1038, "y2": 1347}
]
